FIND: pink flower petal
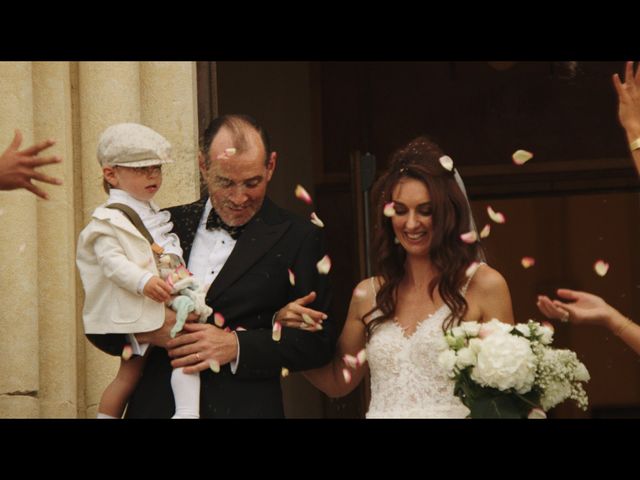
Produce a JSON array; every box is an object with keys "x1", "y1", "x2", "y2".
[
  {"x1": 594, "y1": 260, "x2": 609, "y2": 277},
  {"x1": 342, "y1": 368, "x2": 352, "y2": 384},
  {"x1": 352, "y1": 287, "x2": 368, "y2": 299},
  {"x1": 480, "y1": 224, "x2": 491, "y2": 239},
  {"x1": 236, "y1": 326, "x2": 247, "y2": 332},
  {"x1": 310, "y1": 212, "x2": 325, "y2": 228},
  {"x1": 439, "y1": 155, "x2": 454, "y2": 171},
  {"x1": 487, "y1": 206, "x2": 506, "y2": 224},
  {"x1": 383, "y1": 202, "x2": 396, "y2": 217},
  {"x1": 272, "y1": 321, "x2": 282, "y2": 342},
  {"x1": 541, "y1": 320, "x2": 555, "y2": 333},
  {"x1": 465, "y1": 262, "x2": 480, "y2": 278},
  {"x1": 512, "y1": 149, "x2": 534, "y2": 166},
  {"x1": 295, "y1": 184, "x2": 313, "y2": 205},
  {"x1": 527, "y1": 408, "x2": 547, "y2": 419},
  {"x1": 460, "y1": 230, "x2": 478, "y2": 244},
  {"x1": 214, "y1": 312, "x2": 225, "y2": 328},
  {"x1": 281, "y1": 367, "x2": 289, "y2": 378},
  {"x1": 343, "y1": 354, "x2": 358, "y2": 369},
  {"x1": 356, "y1": 349, "x2": 367, "y2": 366},
  {"x1": 288, "y1": 268, "x2": 295, "y2": 286},
  {"x1": 121, "y1": 344, "x2": 133, "y2": 361},
  {"x1": 209, "y1": 360, "x2": 220, "y2": 373},
  {"x1": 224, "y1": 327, "x2": 231, "y2": 332},
  {"x1": 316, "y1": 254, "x2": 332, "y2": 275},
  {"x1": 521, "y1": 257, "x2": 536, "y2": 269},
  {"x1": 18, "y1": 243, "x2": 26, "y2": 254},
  {"x1": 225, "y1": 147, "x2": 237, "y2": 156}
]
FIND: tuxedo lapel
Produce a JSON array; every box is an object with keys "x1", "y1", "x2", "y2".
[
  {"x1": 169, "y1": 197, "x2": 207, "y2": 264},
  {"x1": 207, "y1": 199, "x2": 290, "y2": 304}
]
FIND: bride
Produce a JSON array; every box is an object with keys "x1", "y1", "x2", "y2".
[{"x1": 286, "y1": 136, "x2": 515, "y2": 418}]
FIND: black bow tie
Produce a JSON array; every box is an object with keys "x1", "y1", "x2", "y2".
[{"x1": 206, "y1": 207, "x2": 246, "y2": 240}]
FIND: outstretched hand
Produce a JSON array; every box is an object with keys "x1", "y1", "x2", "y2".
[
  {"x1": 613, "y1": 62, "x2": 640, "y2": 139},
  {"x1": 537, "y1": 289, "x2": 614, "y2": 328},
  {"x1": 275, "y1": 291, "x2": 327, "y2": 331},
  {"x1": 0, "y1": 129, "x2": 63, "y2": 199}
]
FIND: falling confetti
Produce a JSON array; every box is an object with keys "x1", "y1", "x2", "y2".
[
  {"x1": 521, "y1": 257, "x2": 536, "y2": 269},
  {"x1": 272, "y1": 321, "x2": 282, "y2": 342},
  {"x1": 310, "y1": 212, "x2": 325, "y2": 228},
  {"x1": 209, "y1": 360, "x2": 220, "y2": 373},
  {"x1": 383, "y1": 202, "x2": 396, "y2": 218},
  {"x1": 512, "y1": 149, "x2": 533, "y2": 166},
  {"x1": 18, "y1": 243, "x2": 26, "y2": 254},
  {"x1": 353, "y1": 287, "x2": 367, "y2": 299},
  {"x1": 343, "y1": 354, "x2": 358, "y2": 369},
  {"x1": 295, "y1": 184, "x2": 312, "y2": 205},
  {"x1": 460, "y1": 231, "x2": 478, "y2": 244},
  {"x1": 465, "y1": 262, "x2": 480, "y2": 278},
  {"x1": 281, "y1": 367, "x2": 289, "y2": 378},
  {"x1": 236, "y1": 326, "x2": 247, "y2": 332},
  {"x1": 594, "y1": 260, "x2": 609, "y2": 277},
  {"x1": 527, "y1": 408, "x2": 547, "y2": 419},
  {"x1": 356, "y1": 349, "x2": 367, "y2": 366},
  {"x1": 0, "y1": 208, "x2": 4, "y2": 217},
  {"x1": 342, "y1": 368, "x2": 352, "y2": 384},
  {"x1": 301, "y1": 313, "x2": 315, "y2": 326},
  {"x1": 541, "y1": 321, "x2": 555, "y2": 333},
  {"x1": 439, "y1": 155, "x2": 454, "y2": 171},
  {"x1": 487, "y1": 206, "x2": 506, "y2": 224},
  {"x1": 316, "y1": 254, "x2": 332, "y2": 275},
  {"x1": 480, "y1": 224, "x2": 491, "y2": 239},
  {"x1": 225, "y1": 147, "x2": 237, "y2": 156},
  {"x1": 214, "y1": 312, "x2": 225, "y2": 328},
  {"x1": 288, "y1": 268, "x2": 295, "y2": 286},
  {"x1": 121, "y1": 345, "x2": 133, "y2": 361}
]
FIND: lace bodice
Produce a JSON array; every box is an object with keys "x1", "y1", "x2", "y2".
[{"x1": 365, "y1": 277, "x2": 476, "y2": 419}]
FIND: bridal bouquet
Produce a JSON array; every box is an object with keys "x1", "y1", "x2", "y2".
[{"x1": 437, "y1": 319, "x2": 590, "y2": 418}]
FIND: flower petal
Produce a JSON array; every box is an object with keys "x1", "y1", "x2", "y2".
[
  {"x1": 236, "y1": 326, "x2": 247, "y2": 332},
  {"x1": 439, "y1": 155, "x2": 454, "y2": 171},
  {"x1": 521, "y1": 257, "x2": 536, "y2": 269},
  {"x1": 272, "y1": 321, "x2": 282, "y2": 342},
  {"x1": 316, "y1": 254, "x2": 332, "y2": 275},
  {"x1": 288, "y1": 268, "x2": 295, "y2": 286},
  {"x1": 512, "y1": 149, "x2": 534, "y2": 166},
  {"x1": 487, "y1": 206, "x2": 506, "y2": 224},
  {"x1": 225, "y1": 147, "x2": 237, "y2": 156},
  {"x1": 18, "y1": 243, "x2": 26, "y2": 254},
  {"x1": 295, "y1": 184, "x2": 313, "y2": 205},
  {"x1": 480, "y1": 224, "x2": 491, "y2": 239},
  {"x1": 383, "y1": 201, "x2": 396, "y2": 217},
  {"x1": 121, "y1": 344, "x2": 133, "y2": 361},
  {"x1": 594, "y1": 260, "x2": 609, "y2": 277},
  {"x1": 527, "y1": 408, "x2": 547, "y2": 419},
  {"x1": 352, "y1": 287, "x2": 368, "y2": 299},
  {"x1": 310, "y1": 212, "x2": 325, "y2": 228},
  {"x1": 209, "y1": 360, "x2": 220, "y2": 373},
  {"x1": 460, "y1": 230, "x2": 478, "y2": 244},
  {"x1": 342, "y1": 368, "x2": 352, "y2": 383},
  {"x1": 301, "y1": 313, "x2": 315, "y2": 326},
  {"x1": 356, "y1": 348, "x2": 367, "y2": 366},
  {"x1": 214, "y1": 312, "x2": 225, "y2": 328},
  {"x1": 343, "y1": 354, "x2": 358, "y2": 369},
  {"x1": 281, "y1": 367, "x2": 289, "y2": 378}
]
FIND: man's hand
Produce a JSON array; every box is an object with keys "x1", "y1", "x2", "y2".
[
  {"x1": 143, "y1": 276, "x2": 173, "y2": 303},
  {"x1": 135, "y1": 306, "x2": 199, "y2": 349},
  {"x1": 167, "y1": 323, "x2": 239, "y2": 374},
  {"x1": 0, "y1": 130, "x2": 62, "y2": 199},
  {"x1": 274, "y1": 291, "x2": 327, "y2": 331}
]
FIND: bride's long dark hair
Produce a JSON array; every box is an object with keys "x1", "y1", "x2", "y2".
[{"x1": 364, "y1": 136, "x2": 484, "y2": 338}]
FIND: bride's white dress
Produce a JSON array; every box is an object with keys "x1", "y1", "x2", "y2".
[{"x1": 365, "y1": 278, "x2": 472, "y2": 419}]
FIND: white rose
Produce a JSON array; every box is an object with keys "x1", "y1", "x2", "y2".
[
  {"x1": 470, "y1": 333, "x2": 536, "y2": 394},
  {"x1": 479, "y1": 318, "x2": 513, "y2": 338},
  {"x1": 461, "y1": 321, "x2": 481, "y2": 337},
  {"x1": 438, "y1": 349, "x2": 458, "y2": 377},
  {"x1": 538, "y1": 325, "x2": 554, "y2": 345},
  {"x1": 451, "y1": 326, "x2": 465, "y2": 338},
  {"x1": 574, "y1": 362, "x2": 590, "y2": 382},
  {"x1": 455, "y1": 347, "x2": 477, "y2": 370},
  {"x1": 515, "y1": 324, "x2": 531, "y2": 337}
]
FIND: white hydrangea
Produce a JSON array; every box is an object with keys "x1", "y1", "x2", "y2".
[
  {"x1": 461, "y1": 321, "x2": 481, "y2": 337},
  {"x1": 470, "y1": 333, "x2": 536, "y2": 394},
  {"x1": 479, "y1": 318, "x2": 514, "y2": 338}
]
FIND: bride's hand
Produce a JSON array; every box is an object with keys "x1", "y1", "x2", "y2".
[{"x1": 275, "y1": 291, "x2": 328, "y2": 331}]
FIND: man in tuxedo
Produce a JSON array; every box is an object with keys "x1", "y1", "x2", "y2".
[{"x1": 87, "y1": 114, "x2": 335, "y2": 417}]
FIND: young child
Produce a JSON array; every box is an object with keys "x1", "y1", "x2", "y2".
[{"x1": 76, "y1": 123, "x2": 212, "y2": 419}]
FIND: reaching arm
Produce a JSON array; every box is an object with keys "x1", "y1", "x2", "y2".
[{"x1": 613, "y1": 61, "x2": 640, "y2": 175}]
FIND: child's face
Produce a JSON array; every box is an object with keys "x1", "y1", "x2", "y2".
[{"x1": 103, "y1": 165, "x2": 163, "y2": 202}]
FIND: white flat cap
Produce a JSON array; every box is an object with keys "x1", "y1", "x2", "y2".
[{"x1": 97, "y1": 123, "x2": 174, "y2": 167}]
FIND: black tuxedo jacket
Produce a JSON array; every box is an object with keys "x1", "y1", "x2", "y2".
[{"x1": 87, "y1": 196, "x2": 335, "y2": 418}]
